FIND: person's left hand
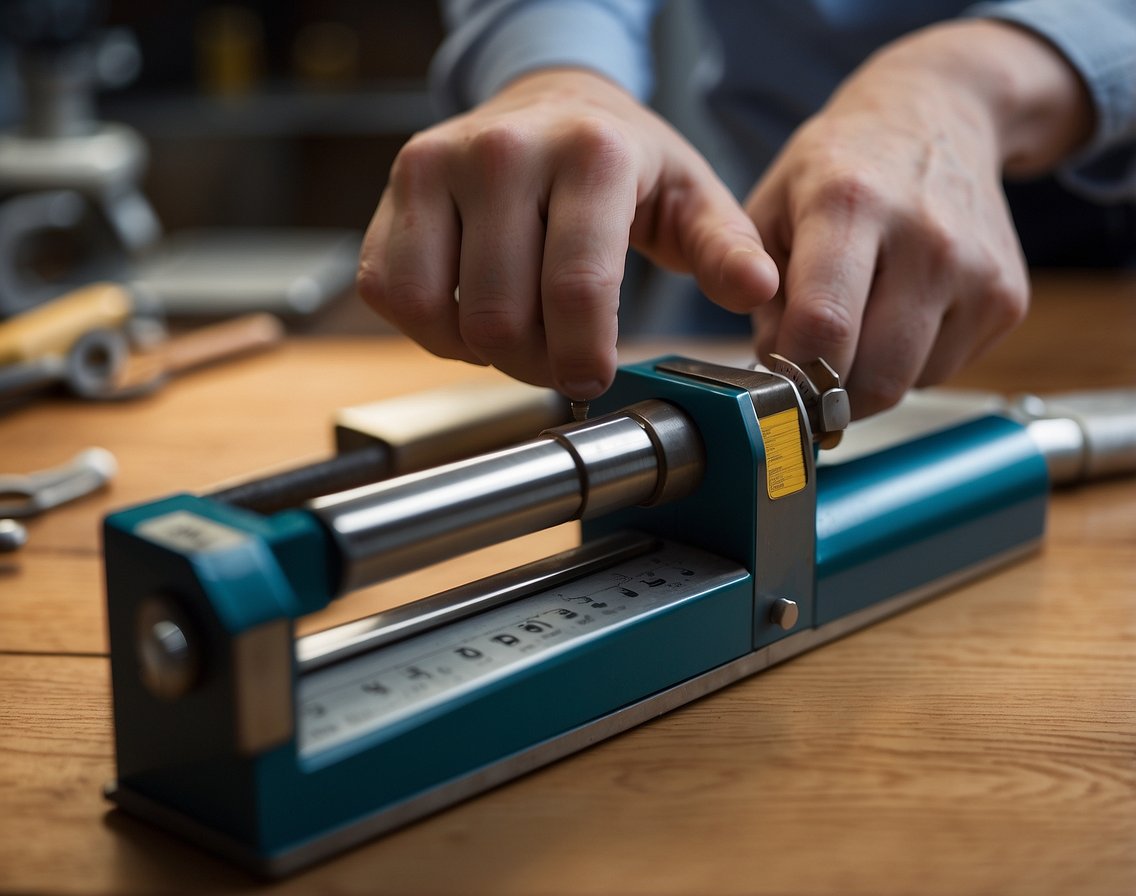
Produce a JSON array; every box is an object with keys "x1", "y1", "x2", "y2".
[{"x1": 745, "y1": 19, "x2": 1091, "y2": 418}]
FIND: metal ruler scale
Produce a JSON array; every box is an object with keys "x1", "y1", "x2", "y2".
[{"x1": 296, "y1": 539, "x2": 748, "y2": 762}]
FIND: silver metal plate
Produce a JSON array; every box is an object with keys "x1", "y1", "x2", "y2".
[{"x1": 297, "y1": 540, "x2": 747, "y2": 759}]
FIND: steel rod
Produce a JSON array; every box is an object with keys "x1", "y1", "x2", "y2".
[{"x1": 307, "y1": 400, "x2": 704, "y2": 594}]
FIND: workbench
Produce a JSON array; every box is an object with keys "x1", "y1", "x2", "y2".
[{"x1": 2, "y1": 272, "x2": 1134, "y2": 896}]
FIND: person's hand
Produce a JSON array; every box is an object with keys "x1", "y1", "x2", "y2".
[
  {"x1": 358, "y1": 69, "x2": 779, "y2": 400},
  {"x1": 746, "y1": 20, "x2": 1092, "y2": 418}
]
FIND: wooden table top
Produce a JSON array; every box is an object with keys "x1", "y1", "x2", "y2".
[{"x1": 2, "y1": 271, "x2": 1134, "y2": 895}]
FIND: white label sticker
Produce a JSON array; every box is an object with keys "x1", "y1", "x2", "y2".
[{"x1": 136, "y1": 510, "x2": 248, "y2": 554}]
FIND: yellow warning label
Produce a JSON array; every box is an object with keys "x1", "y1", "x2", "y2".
[{"x1": 758, "y1": 408, "x2": 807, "y2": 499}]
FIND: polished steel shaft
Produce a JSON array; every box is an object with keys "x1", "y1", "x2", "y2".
[
  {"x1": 308, "y1": 399, "x2": 704, "y2": 594},
  {"x1": 1012, "y1": 390, "x2": 1136, "y2": 484}
]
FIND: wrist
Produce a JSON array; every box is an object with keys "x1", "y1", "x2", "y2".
[
  {"x1": 492, "y1": 67, "x2": 637, "y2": 107},
  {"x1": 868, "y1": 20, "x2": 1093, "y2": 177}
]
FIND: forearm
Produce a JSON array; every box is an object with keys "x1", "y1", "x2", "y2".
[{"x1": 850, "y1": 19, "x2": 1094, "y2": 179}]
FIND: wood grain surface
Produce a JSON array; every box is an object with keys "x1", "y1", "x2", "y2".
[{"x1": 1, "y1": 272, "x2": 1133, "y2": 895}]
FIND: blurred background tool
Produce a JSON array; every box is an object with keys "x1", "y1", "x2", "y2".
[
  {"x1": 0, "y1": 280, "x2": 138, "y2": 366},
  {"x1": 0, "y1": 0, "x2": 155, "y2": 317},
  {"x1": 107, "y1": 310, "x2": 284, "y2": 396},
  {"x1": 0, "y1": 0, "x2": 364, "y2": 323},
  {"x1": 0, "y1": 446, "x2": 116, "y2": 550},
  {"x1": 0, "y1": 279, "x2": 149, "y2": 404},
  {"x1": 0, "y1": 446, "x2": 117, "y2": 518},
  {"x1": 0, "y1": 517, "x2": 27, "y2": 551},
  {"x1": 0, "y1": 323, "x2": 129, "y2": 403},
  {"x1": 131, "y1": 227, "x2": 360, "y2": 318},
  {"x1": 0, "y1": 281, "x2": 283, "y2": 406}
]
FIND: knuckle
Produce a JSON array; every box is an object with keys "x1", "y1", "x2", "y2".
[
  {"x1": 544, "y1": 260, "x2": 622, "y2": 315},
  {"x1": 983, "y1": 266, "x2": 1029, "y2": 330},
  {"x1": 460, "y1": 305, "x2": 528, "y2": 353},
  {"x1": 390, "y1": 285, "x2": 443, "y2": 330},
  {"x1": 810, "y1": 169, "x2": 885, "y2": 219},
  {"x1": 559, "y1": 118, "x2": 634, "y2": 180},
  {"x1": 466, "y1": 122, "x2": 534, "y2": 182},
  {"x1": 355, "y1": 260, "x2": 386, "y2": 309},
  {"x1": 359, "y1": 267, "x2": 442, "y2": 330},
  {"x1": 389, "y1": 132, "x2": 449, "y2": 194},
  {"x1": 913, "y1": 211, "x2": 965, "y2": 274},
  {"x1": 784, "y1": 294, "x2": 856, "y2": 352}
]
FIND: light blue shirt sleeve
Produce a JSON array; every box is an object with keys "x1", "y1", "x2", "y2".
[
  {"x1": 966, "y1": 0, "x2": 1136, "y2": 199},
  {"x1": 431, "y1": 0, "x2": 1136, "y2": 200},
  {"x1": 430, "y1": 0, "x2": 662, "y2": 115}
]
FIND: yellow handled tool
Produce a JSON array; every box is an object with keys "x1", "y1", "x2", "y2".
[{"x1": 0, "y1": 282, "x2": 135, "y2": 367}]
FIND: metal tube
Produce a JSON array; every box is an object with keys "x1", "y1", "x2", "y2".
[
  {"x1": 1011, "y1": 390, "x2": 1136, "y2": 485},
  {"x1": 307, "y1": 400, "x2": 704, "y2": 595}
]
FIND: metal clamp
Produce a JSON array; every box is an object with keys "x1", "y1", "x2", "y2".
[{"x1": 767, "y1": 355, "x2": 850, "y2": 449}]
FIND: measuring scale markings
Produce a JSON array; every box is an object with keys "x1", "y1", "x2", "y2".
[{"x1": 297, "y1": 542, "x2": 747, "y2": 758}]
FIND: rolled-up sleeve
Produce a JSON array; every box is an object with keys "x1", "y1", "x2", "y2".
[
  {"x1": 966, "y1": 0, "x2": 1136, "y2": 199},
  {"x1": 430, "y1": 0, "x2": 661, "y2": 115}
]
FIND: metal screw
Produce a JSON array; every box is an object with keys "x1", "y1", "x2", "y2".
[
  {"x1": 769, "y1": 597, "x2": 799, "y2": 631},
  {"x1": 136, "y1": 595, "x2": 199, "y2": 699}
]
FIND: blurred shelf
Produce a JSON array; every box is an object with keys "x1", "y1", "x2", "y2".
[{"x1": 101, "y1": 81, "x2": 436, "y2": 139}]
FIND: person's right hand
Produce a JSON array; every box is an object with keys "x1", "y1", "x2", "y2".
[
  {"x1": 357, "y1": 69, "x2": 779, "y2": 401},
  {"x1": 744, "y1": 21, "x2": 1092, "y2": 419}
]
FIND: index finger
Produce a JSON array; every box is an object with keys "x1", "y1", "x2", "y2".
[
  {"x1": 539, "y1": 126, "x2": 639, "y2": 399},
  {"x1": 772, "y1": 210, "x2": 880, "y2": 380}
]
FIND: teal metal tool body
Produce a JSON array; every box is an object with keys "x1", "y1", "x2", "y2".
[{"x1": 104, "y1": 357, "x2": 1060, "y2": 875}]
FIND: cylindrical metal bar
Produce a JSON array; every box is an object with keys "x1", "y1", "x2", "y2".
[
  {"x1": 211, "y1": 380, "x2": 568, "y2": 514},
  {"x1": 1022, "y1": 417, "x2": 1085, "y2": 485},
  {"x1": 1011, "y1": 390, "x2": 1136, "y2": 485},
  {"x1": 296, "y1": 531, "x2": 658, "y2": 673},
  {"x1": 208, "y1": 444, "x2": 392, "y2": 514},
  {"x1": 308, "y1": 399, "x2": 704, "y2": 595}
]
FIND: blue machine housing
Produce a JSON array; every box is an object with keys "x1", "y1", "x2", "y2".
[
  {"x1": 814, "y1": 415, "x2": 1049, "y2": 624},
  {"x1": 103, "y1": 357, "x2": 1050, "y2": 875},
  {"x1": 587, "y1": 360, "x2": 1049, "y2": 640}
]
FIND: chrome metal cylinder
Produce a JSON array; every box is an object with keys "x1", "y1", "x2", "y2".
[
  {"x1": 308, "y1": 399, "x2": 704, "y2": 594},
  {"x1": 1022, "y1": 417, "x2": 1086, "y2": 484},
  {"x1": 1012, "y1": 390, "x2": 1136, "y2": 485}
]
